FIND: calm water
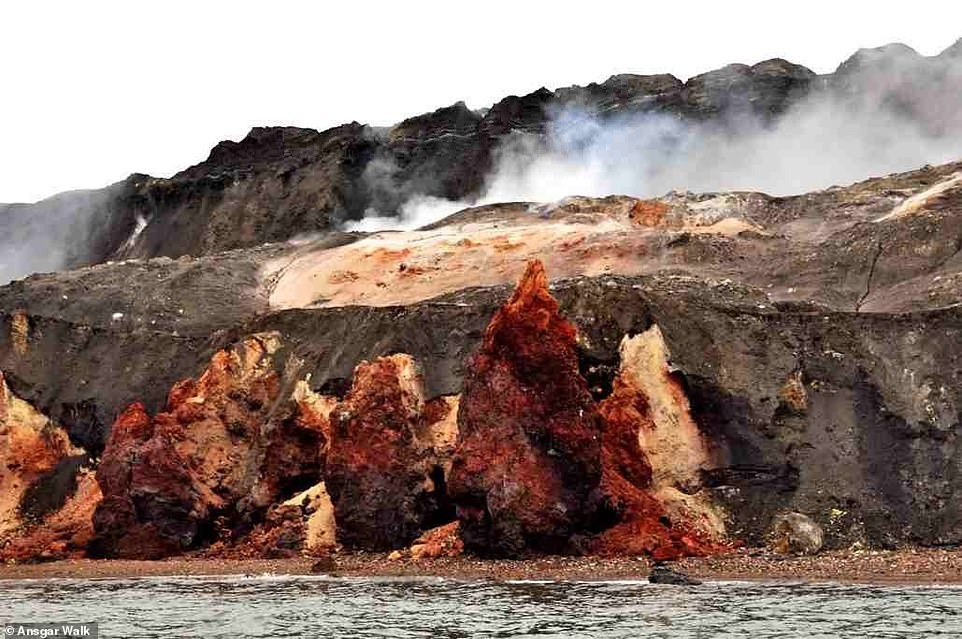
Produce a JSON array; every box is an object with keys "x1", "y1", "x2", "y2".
[{"x1": 2, "y1": 575, "x2": 961, "y2": 638}]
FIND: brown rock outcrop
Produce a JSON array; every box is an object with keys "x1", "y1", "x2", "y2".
[
  {"x1": 0, "y1": 373, "x2": 82, "y2": 538},
  {"x1": 409, "y1": 521, "x2": 464, "y2": 560},
  {"x1": 449, "y1": 262, "x2": 726, "y2": 559},
  {"x1": 448, "y1": 260, "x2": 604, "y2": 556},
  {"x1": 205, "y1": 504, "x2": 308, "y2": 560},
  {"x1": 0, "y1": 372, "x2": 96, "y2": 562},
  {"x1": 1, "y1": 470, "x2": 101, "y2": 562},
  {"x1": 91, "y1": 334, "x2": 330, "y2": 558},
  {"x1": 593, "y1": 327, "x2": 726, "y2": 560},
  {"x1": 202, "y1": 482, "x2": 337, "y2": 560},
  {"x1": 324, "y1": 355, "x2": 455, "y2": 551}
]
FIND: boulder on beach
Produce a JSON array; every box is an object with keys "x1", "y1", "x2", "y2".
[{"x1": 769, "y1": 512, "x2": 824, "y2": 555}]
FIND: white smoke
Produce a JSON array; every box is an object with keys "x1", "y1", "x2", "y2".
[
  {"x1": 0, "y1": 186, "x2": 122, "y2": 284},
  {"x1": 352, "y1": 44, "x2": 962, "y2": 231},
  {"x1": 347, "y1": 194, "x2": 464, "y2": 232}
]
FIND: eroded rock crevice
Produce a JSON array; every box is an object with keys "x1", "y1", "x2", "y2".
[{"x1": 592, "y1": 327, "x2": 727, "y2": 559}]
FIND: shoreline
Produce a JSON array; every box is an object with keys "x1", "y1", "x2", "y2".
[{"x1": 2, "y1": 547, "x2": 962, "y2": 585}]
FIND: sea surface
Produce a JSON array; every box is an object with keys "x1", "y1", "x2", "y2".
[{"x1": 2, "y1": 575, "x2": 961, "y2": 638}]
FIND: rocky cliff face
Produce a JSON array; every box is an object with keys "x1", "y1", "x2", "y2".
[
  {"x1": 91, "y1": 334, "x2": 329, "y2": 558},
  {"x1": 1, "y1": 42, "x2": 962, "y2": 562},
  {"x1": 1, "y1": 157, "x2": 960, "y2": 558},
  {"x1": 0, "y1": 372, "x2": 95, "y2": 562}
]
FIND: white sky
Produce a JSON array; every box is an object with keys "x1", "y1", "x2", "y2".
[{"x1": 1, "y1": 0, "x2": 960, "y2": 203}]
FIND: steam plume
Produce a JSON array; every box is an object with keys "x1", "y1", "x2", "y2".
[{"x1": 351, "y1": 42, "x2": 962, "y2": 231}]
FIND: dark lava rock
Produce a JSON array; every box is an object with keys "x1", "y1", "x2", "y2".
[
  {"x1": 324, "y1": 354, "x2": 452, "y2": 551},
  {"x1": 116, "y1": 123, "x2": 379, "y2": 260},
  {"x1": 682, "y1": 59, "x2": 815, "y2": 119},
  {"x1": 648, "y1": 564, "x2": 703, "y2": 586}
]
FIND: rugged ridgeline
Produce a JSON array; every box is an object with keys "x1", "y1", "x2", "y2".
[
  {"x1": 0, "y1": 154, "x2": 961, "y2": 561},
  {"x1": 1, "y1": 40, "x2": 961, "y2": 283}
]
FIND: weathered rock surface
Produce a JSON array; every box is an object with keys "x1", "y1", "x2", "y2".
[
  {"x1": 768, "y1": 512, "x2": 825, "y2": 555},
  {"x1": 90, "y1": 334, "x2": 329, "y2": 559},
  {"x1": 0, "y1": 470, "x2": 101, "y2": 563},
  {"x1": 409, "y1": 522, "x2": 464, "y2": 560},
  {"x1": 592, "y1": 327, "x2": 725, "y2": 559},
  {"x1": 0, "y1": 371, "x2": 100, "y2": 563},
  {"x1": 447, "y1": 261, "x2": 604, "y2": 556},
  {"x1": 0, "y1": 373, "x2": 84, "y2": 538},
  {"x1": 325, "y1": 354, "x2": 455, "y2": 551}
]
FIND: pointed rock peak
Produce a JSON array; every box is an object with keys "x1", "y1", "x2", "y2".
[
  {"x1": 750, "y1": 58, "x2": 816, "y2": 79},
  {"x1": 391, "y1": 101, "x2": 482, "y2": 139},
  {"x1": 109, "y1": 402, "x2": 153, "y2": 445},
  {"x1": 508, "y1": 259, "x2": 551, "y2": 307},
  {"x1": 339, "y1": 354, "x2": 426, "y2": 426},
  {"x1": 486, "y1": 260, "x2": 575, "y2": 345},
  {"x1": 449, "y1": 260, "x2": 603, "y2": 557}
]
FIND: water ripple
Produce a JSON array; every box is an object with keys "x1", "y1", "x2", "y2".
[{"x1": 2, "y1": 576, "x2": 961, "y2": 638}]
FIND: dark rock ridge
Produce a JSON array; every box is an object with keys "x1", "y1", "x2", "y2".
[{"x1": 3, "y1": 40, "x2": 960, "y2": 281}]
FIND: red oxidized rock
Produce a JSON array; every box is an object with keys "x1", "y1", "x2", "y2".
[
  {"x1": 592, "y1": 328, "x2": 727, "y2": 559},
  {"x1": 91, "y1": 334, "x2": 329, "y2": 559},
  {"x1": 594, "y1": 376, "x2": 692, "y2": 559},
  {"x1": 447, "y1": 260, "x2": 604, "y2": 557},
  {"x1": 409, "y1": 521, "x2": 464, "y2": 560},
  {"x1": 0, "y1": 372, "x2": 88, "y2": 561},
  {"x1": 205, "y1": 503, "x2": 308, "y2": 560},
  {"x1": 324, "y1": 354, "x2": 453, "y2": 551},
  {"x1": 1, "y1": 470, "x2": 102, "y2": 562}
]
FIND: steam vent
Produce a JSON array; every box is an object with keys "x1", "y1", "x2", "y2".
[{"x1": 3, "y1": 40, "x2": 962, "y2": 565}]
